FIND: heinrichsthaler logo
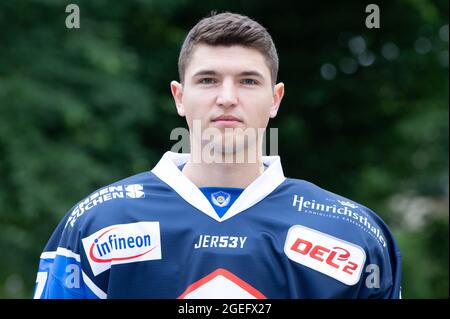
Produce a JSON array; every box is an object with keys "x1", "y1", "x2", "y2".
[
  {"x1": 82, "y1": 222, "x2": 162, "y2": 276},
  {"x1": 65, "y1": 184, "x2": 145, "y2": 228},
  {"x1": 292, "y1": 195, "x2": 387, "y2": 248}
]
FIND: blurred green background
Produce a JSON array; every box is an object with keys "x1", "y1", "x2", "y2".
[{"x1": 0, "y1": 0, "x2": 448, "y2": 298}]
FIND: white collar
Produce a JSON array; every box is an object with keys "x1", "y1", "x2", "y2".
[{"x1": 151, "y1": 151, "x2": 286, "y2": 222}]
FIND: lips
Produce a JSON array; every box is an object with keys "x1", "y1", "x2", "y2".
[
  {"x1": 211, "y1": 115, "x2": 243, "y2": 128},
  {"x1": 212, "y1": 115, "x2": 242, "y2": 122}
]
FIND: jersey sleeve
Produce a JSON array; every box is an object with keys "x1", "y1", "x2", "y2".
[
  {"x1": 33, "y1": 210, "x2": 106, "y2": 299},
  {"x1": 361, "y1": 211, "x2": 402, "y2": 299}
]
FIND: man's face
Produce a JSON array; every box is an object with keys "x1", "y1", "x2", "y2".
[{"x1": 171, "y1": 44, "x2": 284, "y2": 155}]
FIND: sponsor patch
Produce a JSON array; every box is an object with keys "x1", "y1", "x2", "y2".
[
  {"x1": 125, "y1": 184, "x2": 145, "y2": 199},
  {"x1": 284, "y1": 225, "x2": 366, "y2": 285},
  {"x1": 82, "y1": 222, "x2": 162, "y2": 276},
  {"x1": 65, "y1": 184, "x2": 145, "y2": 228},
  {"x1": 291, "y1": 195, "x2": 387, "y2": 248}
]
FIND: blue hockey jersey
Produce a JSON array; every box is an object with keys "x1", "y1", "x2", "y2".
[{"x1": 34, "y1": 151, "x2": 402, "y2": 299}]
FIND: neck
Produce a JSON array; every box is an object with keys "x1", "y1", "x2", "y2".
[{"x1": 182, "y1": 143, "x2": 265, "y2": 188}]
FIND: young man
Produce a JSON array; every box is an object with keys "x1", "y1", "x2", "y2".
[{"x1": 34, "y1": 12, "x2": 401, "y2": 299}]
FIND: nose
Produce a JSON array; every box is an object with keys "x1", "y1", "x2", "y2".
[{"x1": 216, "y1": 79, "x2": 238, "y2": 108}]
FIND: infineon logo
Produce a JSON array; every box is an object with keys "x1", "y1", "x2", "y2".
[
  {"x1": 82, "y1": 222, "x2": 162, "y2": 276},
  {"x1": 284, "y1": 225, "x2": 366, "y2": 286}
]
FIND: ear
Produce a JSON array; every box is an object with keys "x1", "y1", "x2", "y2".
[
  {"x1": 270, "y1": 82, "x2": 285, "y2": 118},
  {"x1": 170, "y1": 81, "x2": 185, "y2": 117}
]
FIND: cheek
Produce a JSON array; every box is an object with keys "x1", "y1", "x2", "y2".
[
  {"x1": 247, "y1": 97, "x2": 273, "y2": 127},
  {"x1": 183, "y1": 90, "x2": 215, "y2": 111},
  {"x1": 258, "y1": 113, "x2": 271, "y2": 128},
  {"x1": 243, "y1": 108, "x2": 269, "y2": 130},
  {"x1": 182, "y1": 95, "x2": 211, "y2": 126}
]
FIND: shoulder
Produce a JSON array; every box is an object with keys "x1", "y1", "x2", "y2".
[
  {"x1": 282, "y1": 177, "x2": 363, "y2": 206},
  {"x1": 280, "y1": 178, "x2": 401, "y2": 297},
  {"x1": 60, "y1": 171, "x2": 162, "y2": 236},
  {"x1": 281, "y1": 177, "x2": 369, "y2": 213},
  {"x1": 40, "y1": 171, "x2": 164, "y2": 274},
  {"x1": 279, "y1": 178, "x2": 397, "y2": 252}
]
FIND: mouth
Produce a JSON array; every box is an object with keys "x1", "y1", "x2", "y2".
[{"x1": 211, "y1": 115, "x2": 243, "y2": 126}]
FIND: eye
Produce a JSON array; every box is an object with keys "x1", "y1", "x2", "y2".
[
  {"x1": 198, "y1": 78, "x2": 217, "y2": 84},
  {"x1": 241, "y1": 78, "x2": 258, "y2": 85}
]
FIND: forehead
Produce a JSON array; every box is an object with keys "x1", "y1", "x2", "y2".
[{"x1": 186, "y1": 44, "x2": 271, "y2": 78}]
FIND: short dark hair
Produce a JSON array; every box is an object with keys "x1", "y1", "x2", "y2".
[{"x1": 178, "y1": 12, "x2": 279, "y2": 85}]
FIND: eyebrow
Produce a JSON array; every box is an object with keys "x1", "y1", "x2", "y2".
[
  {"x1": 192, "y1": 70, "x2": 218, "y2": 77},
  {"x1": 238, "y1": 71, "x2": 264, "y2": 79},
  {"x1": 192, "y1": 70, "x2": 265, "y2": 79}
]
